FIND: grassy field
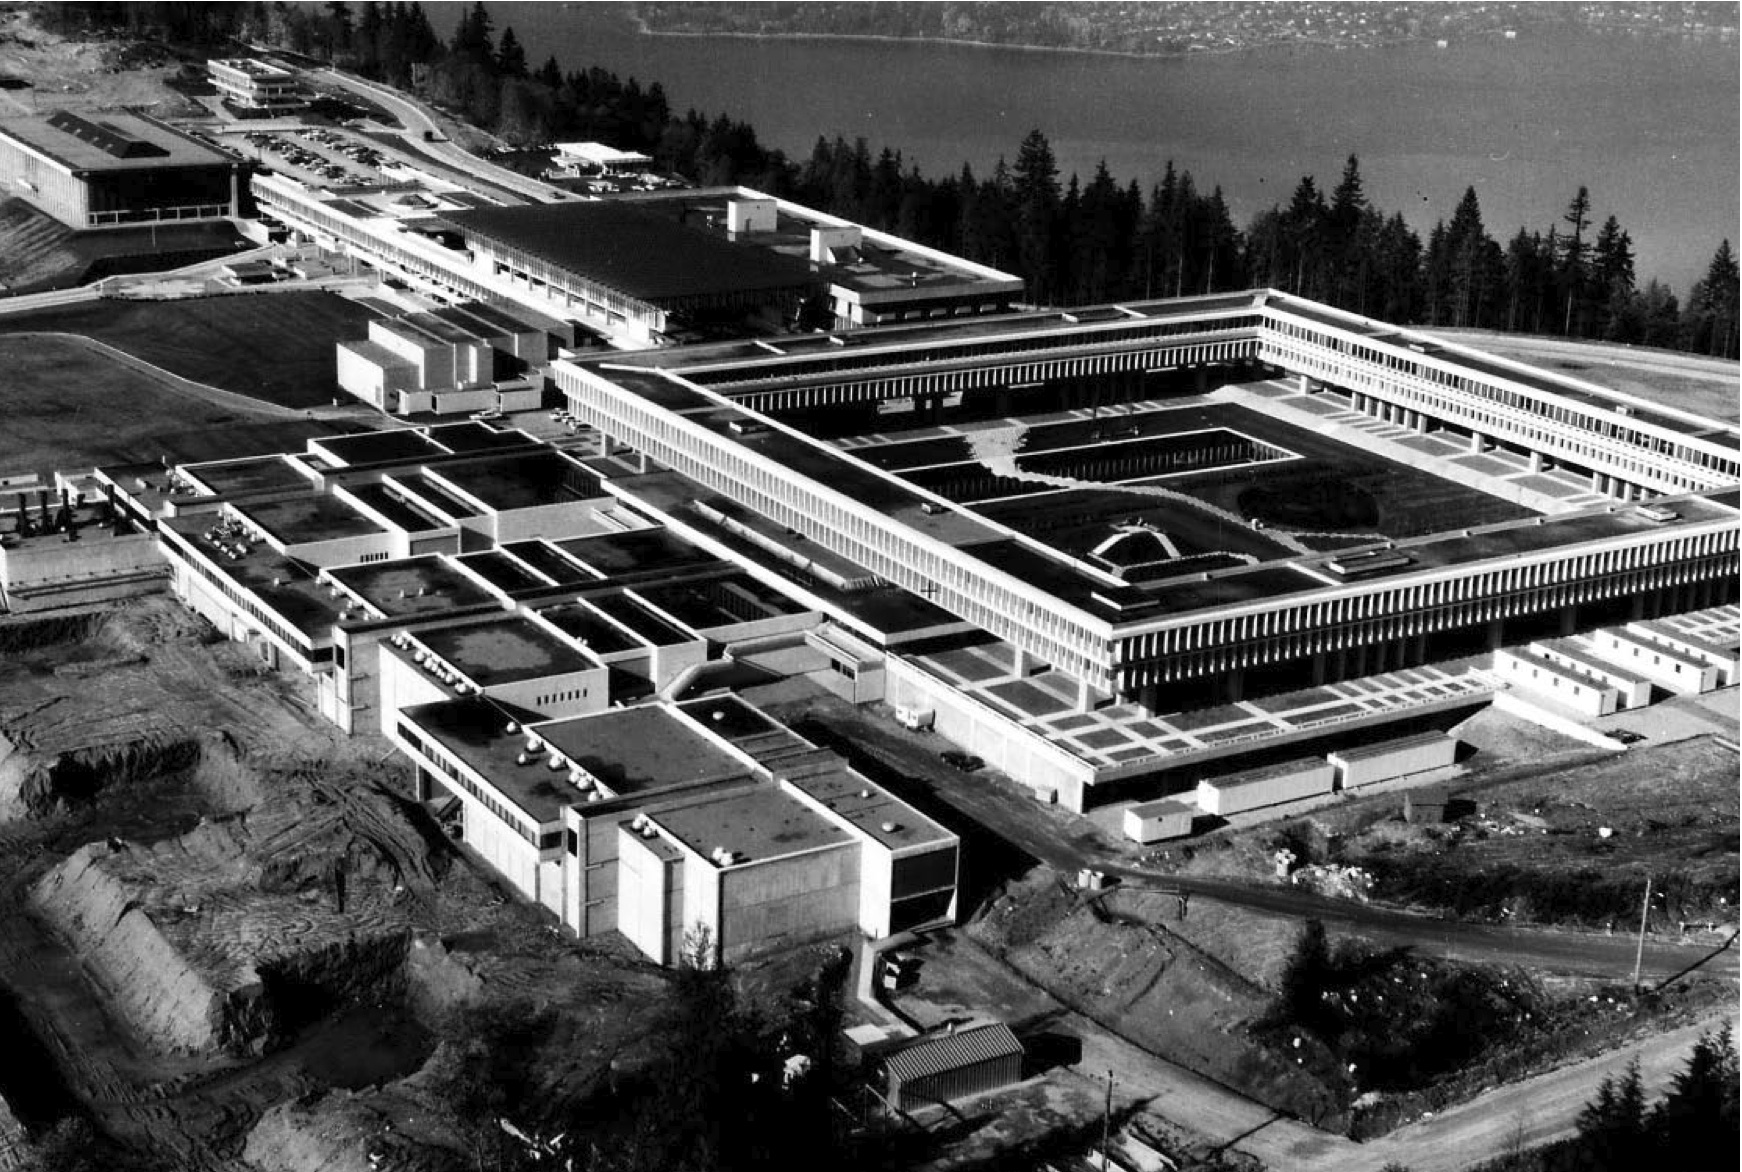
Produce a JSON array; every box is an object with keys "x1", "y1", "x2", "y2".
[
  {"x1": 1429, "y1": 329, "x2": 1740, "y2": 424},
  {"x1": 0, "y1": 292, "x2": 382, "y2": 409},
  {"x1": 0, "y1": 335, "x2": 289, "y2": 475}
]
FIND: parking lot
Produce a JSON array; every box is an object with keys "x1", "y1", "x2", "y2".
[{"x1": 231, "y1": 126, "x2": 385, "y2": 188}]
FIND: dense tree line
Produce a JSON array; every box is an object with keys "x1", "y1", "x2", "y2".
[
  {"x1": 30, "y1": 2, "x2": 1741, "y2": 358},
  {"x1": 1469, "y1": 1024, "x2": 1739, "y2": 1172}
]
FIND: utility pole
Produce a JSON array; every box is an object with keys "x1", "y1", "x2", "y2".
[
  {"x1": 1632, "y1": 874, "x2": 1652, "y2": 990},
  {"x1": 1100, "y1": 1068, "x2": 1114, "y2": 1171}
]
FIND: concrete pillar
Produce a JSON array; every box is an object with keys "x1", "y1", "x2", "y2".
[
  {"x1": 1013, "y1": 648, "x2": 1035, "y2": 677},
  {"x1": 1222, "y1": 671, "x2": 1244, "y2": 703},
  {"x1": 1558, "y1": 605, "x2": 1578, "y2": 636},
  {"x1": 1297, "y1": 373, "x2": 1310, "y2": 393},
  {"x1": 597, "y1": 430, "x2": 611, "y2": 458},
  {"x1": 1528, "y1": 451, "x2": 1544, "y2": 473},
  {"x1": 1310, "y1": 653, "x2": 1328, "y2": 686},
  {"x1": 1469, "y1": 431, "x2": 1485, "y2": 454},
  {"x1": 636, "y1": 450, "x2": 650, "y2": 473},
  {"x1": 414, "y1": 765, "x2": 433, "y2": 803},
  {"x1": 1075, "y1": 677, "x2": 1095, "y2": 713},
  {"x1": 1486, "y1": 618, "x2": 1506, "y2": 649},
  {"x1": 1194, "y1": 367, "x2": 1210, "y2": 394}
]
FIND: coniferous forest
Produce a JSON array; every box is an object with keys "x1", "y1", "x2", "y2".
[{"x1": 34, "y1": 0, "x2": 1742, "y2": 358}]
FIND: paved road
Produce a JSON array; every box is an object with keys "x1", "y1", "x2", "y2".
[
  {"x1": 791, "y1": 699, "x2": 1738, "y2": 983},
  {"x1": 927, "y1": 931, "x2": 1735, "y2": 1172},
  {"x1": 310, "y1": 69, "x2": 570, "y2": 204}
]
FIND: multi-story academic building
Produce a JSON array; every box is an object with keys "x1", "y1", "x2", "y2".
[{"x1": 554, "y1": 290, "x2": 1739, "y2": 808}]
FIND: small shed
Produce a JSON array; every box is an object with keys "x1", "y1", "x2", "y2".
[
  {"x1": 1196, "y1": 758, "x2": 1334, "y2": 816},
  {"x1": 883, "y1": 1021, "x2": 1023, "y2": 1111},
  {"x1": 1123, "y1": 798, "x2": 1195, "y2": 844},
  {"x1": 1329, "y1": 732, "x2": 1459, "y2": 790}
]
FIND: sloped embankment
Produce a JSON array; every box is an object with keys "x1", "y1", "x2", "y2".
[{"x1": 28, "y1": 756, "x2": 438, "y2": 1054}]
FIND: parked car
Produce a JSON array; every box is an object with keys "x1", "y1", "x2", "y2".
[
  {"x1": 1610, "y1": 729, "x2": 1646, "y2": 745},
  {"x1": 940, "y1": 750, "x2": 984, "y2": 772}
]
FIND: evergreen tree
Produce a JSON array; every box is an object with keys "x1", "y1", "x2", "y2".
[
  {"x1": 1684, "y1": 239, "x2": 1740, "y2": 358},
  {"x1": 1011, "y1": 129, "x2": 1061, "y2": 304},
  {"x1": 1558, "y1": 185, "x2": 1593, "y2": 334},
  {"x1": 1576, "y1": 1058, "x2": 1650, "y2": 1170},
  {"x1": 1652, "y1": 1024, "x2": 1740, "y2": 1167},
  {"x1": 495, "y1": 24, "x2": 527, "y2": 79}
]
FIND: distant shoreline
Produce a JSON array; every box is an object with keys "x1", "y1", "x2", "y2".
[{"x1": 623, "y1": 17, "x2": 1444, "y2": 61}]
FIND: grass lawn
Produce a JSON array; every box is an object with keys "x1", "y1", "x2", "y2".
[
  {"x1": 0, "y1": 291, "x2": 382, "y2": 409},
  {"x1": 0, "y1": 335, "x2": 287, "y2": 475}
]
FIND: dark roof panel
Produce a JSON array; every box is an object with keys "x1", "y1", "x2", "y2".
[{"x1": 446, "y1": 201, "x2": 817, "y2": 304}]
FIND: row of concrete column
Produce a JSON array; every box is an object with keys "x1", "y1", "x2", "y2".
[
  {"x1": 1326, "y1": 379, "x2": 1657, "y2": 502},
  {"x1": 1125, "y1": 580, "x2": 1736, "y2": 709}
]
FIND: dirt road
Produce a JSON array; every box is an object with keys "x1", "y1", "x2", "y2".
[
  {"x1": 922, "y1": 934, "x2": 1732, "y2": 1171},
  {"x1": 788, "y1": 697, "x2": 1738, "y2": 983}
]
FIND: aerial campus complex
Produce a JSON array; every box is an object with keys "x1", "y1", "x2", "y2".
[{"x1": 0, "y1": 81, "x2": 1737, "y2": 973}]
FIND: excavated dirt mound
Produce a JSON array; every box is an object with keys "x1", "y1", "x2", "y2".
[
  {"x1": 244, "y1": 1054, "x2": 473, "y2": 1172},
  {"x1": 29, "y1": 758, "x2": 440, "y2": 1055},
  {"x1": 973, "y1": 870, "x2": 1337, "y2": 1123},
  {"x1": 0, "y1": 596, "x2": 336, "y2": 819}
]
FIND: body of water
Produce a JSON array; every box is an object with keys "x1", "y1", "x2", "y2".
[{"x1": 440, "y1": 3, "x2": 1738, "y2": 292}]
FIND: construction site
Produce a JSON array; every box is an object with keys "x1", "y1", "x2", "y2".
[{"x1": 0, "y1": 597, "x2": 684, "y2": 1171}]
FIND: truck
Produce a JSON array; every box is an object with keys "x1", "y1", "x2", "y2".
[{"x1": 894, "y1": 705, "x2": 934, "y2": 731}]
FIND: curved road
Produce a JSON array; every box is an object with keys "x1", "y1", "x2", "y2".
[
  {"x1": 310, "y1": 69, "x2": 572, "y2": 204},
  {"x1": 801, "y1": 701, "x2": 1738, "y2": 983}
]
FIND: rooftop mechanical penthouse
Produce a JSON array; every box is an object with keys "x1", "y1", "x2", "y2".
[{"x1": 555, "y1": 291, "x2": 1739, "y2": 804}]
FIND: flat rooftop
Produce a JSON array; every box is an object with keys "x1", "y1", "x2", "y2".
[
  {"x1": 653, "y1": 784, "x2": 851, "y2": 866},
  {"x1": 535, "y1": 705, "x2": 752, "y2": 798},
  {"x1": 676, "y1": 694, "x2": 808, "y2": 752},
  {"x1": 0, "y1": 110, "x2": 235, "y2": 172},
  {"x1": 555, "y1": 527, "x2": 717, "y2": 578},
  {"x1": 536, "y1": 600, "x2": 648, "y2": 655},
  {"x1": 344, "y1": 481, "x2": 449, "y2": 533},
  {"x1": 783, "y1": 765, "x2": 954, "y2": 853},
  {"x1": 608, "y1": 187, "x2": 1022, "y2": 300},
  {"x1": 310, "y1": 428, "x2": 444, "y2": 468},
  {"x1": 180, "y1": 454, "x2": 311, "y2": 498},
  {"x1": 635, "y1": 572, "x2": 810, "y2": 631},
  {"x1": 591, "y1": 590, "x2": 695, "y2": 646},
  {"x1": 911, "y1": 633, "x2": 1500, "y2": 777},
  {"x1": 499, "y1": 540, "x2": 599, "y2": 586},
  {"x1": 328, "y1": 555, "x2": 498, "y2": 619},
  {"x1": 161, "y1": 515, "x2": 343, "y2": 640},
  {"x1": 430, "y1": 451, "x2": 603, "y2": 512},
  {"x1": 402, "y1": 696, "x2": 578, "y2": 824},
  {"x1": 242, "y1": 493, "x2": 385, "y2": 546},
  {"x1": 415, "y1": 615, "x2": 597, "y2": 687},
  {"x1": 446, "y1": 200, "x2": 818, "y2": 304}
]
